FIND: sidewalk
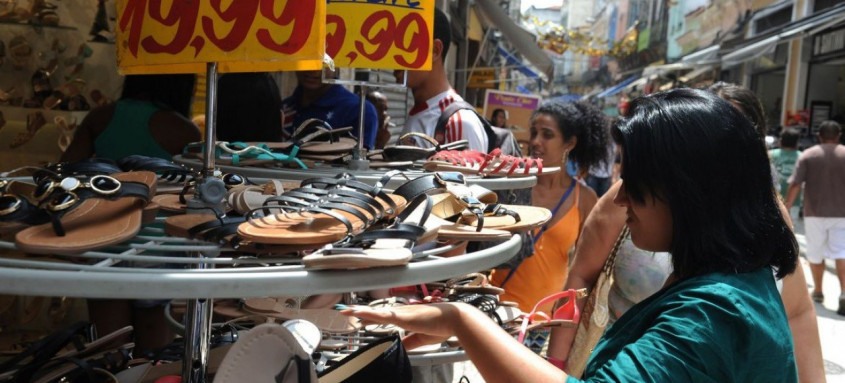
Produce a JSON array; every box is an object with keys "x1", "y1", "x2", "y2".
[{"x1": 794, "y1": 217, "x2": 845, "y2": 383}]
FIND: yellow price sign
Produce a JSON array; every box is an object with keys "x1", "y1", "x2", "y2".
[
  {"x1": 116, "y1": 0, "x2": 326, "y2": 74},
  {"x1": 326, "y1": 0, "x2": 434, "y2": 70}
]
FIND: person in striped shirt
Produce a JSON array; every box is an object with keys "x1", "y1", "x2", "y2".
[{"x1": 395, "y1": 7, "x2": 488, "y2": 152}]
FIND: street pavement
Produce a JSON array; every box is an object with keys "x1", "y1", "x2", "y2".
[
  {"x1": 794, "y1": 217, "x2": 845, "y2": 383},
  {"x1": 451, "y1": 216, "x2": 845, "y2": 383}
]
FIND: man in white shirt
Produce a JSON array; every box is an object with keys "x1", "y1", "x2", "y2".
[{"x1": 395, "y1": 7, "x2": 488, "y2": 152}]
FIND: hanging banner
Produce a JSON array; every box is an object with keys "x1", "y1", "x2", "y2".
[
  {"x1": 116, "y1": 0, "x2": 326, "y2": 74},
  {"x1": 326, "y1": 0, "x2": 434, "y2": 70}
]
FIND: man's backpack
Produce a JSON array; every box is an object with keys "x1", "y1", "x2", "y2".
[{"x1": 434, "y1": 101, "x2": 522, "y2": 157}]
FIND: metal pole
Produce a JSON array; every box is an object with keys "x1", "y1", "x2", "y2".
[
  {"x1": 202, "y1": 62, "x2": 218, "y2": 176},
  {"x1": 182, "y1": 252, "x2": 213, "y2": 383},
  {"x1": 347, "y1": 77, "x2": 370, "y2": 170}
]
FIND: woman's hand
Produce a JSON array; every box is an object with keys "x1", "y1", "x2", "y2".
[{"x1": 341, "y1": 303, "x2": 462, "y2": 350}]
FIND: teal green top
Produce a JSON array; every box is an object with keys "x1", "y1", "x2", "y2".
[
  {"x1": 94, "y1": 99, "x2": 173, "y2": 161},
  {"x1": 567, "y1": 268, "x2": 797, "y2": 383},
  {"x1": 769, "y1": 148, "x2": 802, "y2": 205}
]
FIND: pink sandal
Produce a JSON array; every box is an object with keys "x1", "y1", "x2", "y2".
[
  {"x1": 513, "y1": 288, "x2": 588, "y2": 344},
  {"x1": 423, "y1": 149, "x2": 560, "y2": 177}
]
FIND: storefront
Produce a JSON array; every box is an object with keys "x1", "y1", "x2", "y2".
[{"x1": 805, "y1": 25, "x2": 845, "y2": 140}]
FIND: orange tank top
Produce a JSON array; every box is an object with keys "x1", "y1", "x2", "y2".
[{"x1": 490, "y1": 185, "x2": 581, "y2": 314}]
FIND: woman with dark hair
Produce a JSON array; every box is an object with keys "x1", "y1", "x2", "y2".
[
  {"x1": 488, "y1": 101, "x2": 609, "y2": 315},
  {"x1": 62, "y1": 74, "x2": 200, "y2": 162},
  {"x1": 343, "y1": 89, "x2": 799, "y2": 381},
  {"x1": 548, "y1": 85, "x2": 823, "y2": 381},
  {"x1": 491, "y1": 108, "x2": 508, "y2": 128}
]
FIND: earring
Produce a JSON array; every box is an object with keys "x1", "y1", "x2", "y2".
[{"x1": 561, "y1": 149, "x2": 569, "y2": 164}]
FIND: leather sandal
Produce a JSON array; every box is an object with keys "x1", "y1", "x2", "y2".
[
  {"x1": 15, "y1": 171, "x2": 156, "y2": 255},
  {"x1": 301, "y1": 194, "x2": 436, "y2": 270}
]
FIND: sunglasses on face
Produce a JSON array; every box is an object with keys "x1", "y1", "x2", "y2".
[{"x1": 32, "y1": 175, "x2": 122, "y2": 202}]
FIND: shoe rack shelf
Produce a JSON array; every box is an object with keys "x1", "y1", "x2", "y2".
[
  {"x1": 174, "y1": 155, "x2": 538, "y2": 191},
  {"x1": 0, "y1": 221, "x2": 522, "y2": 299}
]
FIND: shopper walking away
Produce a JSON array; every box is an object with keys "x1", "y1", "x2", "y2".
[
  {"x1": 786, "y1": 120, "x2": 845, "y2": 315},
  {"x1": 770, "y1": 127, "x2": 802, "y2": 206}
]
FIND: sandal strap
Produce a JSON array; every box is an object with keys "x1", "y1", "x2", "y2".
[
  {"x1": 392, "y1": 172, "x2": 467, "y2": 202},
  {"x1": 0, "y1": 194, "x2": 49, "y2": 225},
  {"x1": 46, "y1": 180, "x2": 151, "y2": 237}
]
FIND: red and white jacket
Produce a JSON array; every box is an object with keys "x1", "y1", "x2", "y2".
[{"x1": 401, "y1": 89, "x2": 488, "y2": 152}]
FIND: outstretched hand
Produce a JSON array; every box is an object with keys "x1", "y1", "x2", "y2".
[{"x1": 341, "y1": 303, "x2": 462, "y2": 350}]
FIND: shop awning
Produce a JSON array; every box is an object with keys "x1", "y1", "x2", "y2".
[
  {"x1": 680, "y1": 45, "x2": 720, "y2": 65},
  {"x1": 679, "y1": 65, "x2": 714, "y2": 83},
  {"x1": 722, "y1": 3, "x2": 845, "y2": 67},
  {"x1": 586, "y1": 75, "x2": 640, "y2": 100},
  {"x1": 474, "y1": 0, "x2": 554, "y2": 82},
  {"x1": 497, "y1": 46, "x2": 541, "y2": 79}
]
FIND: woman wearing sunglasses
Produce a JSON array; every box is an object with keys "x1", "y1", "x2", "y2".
[{"x1": 343, "y1": 89, "x2": 798, "y2": 382}]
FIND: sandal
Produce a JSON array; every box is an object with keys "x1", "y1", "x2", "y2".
[
  {"x1": 392, "y1": 172, "x2": 545, "y2": 240},
  {"x1": 377, "y1": 133, "x2": 468, "y2": 162},
  {"x1": 237, "y1": 173, "x2": 406, "y2": 246},
  {"x1": 241, "y1": 299, "x2": 359, "y2": 334},
  {"x1": 445, "y1": 273, "x2": 504, "y2": 296},
  {"x1": 268, "y1": 119, "x2": 357, "y2": 155},
  {"x1": 424, "y1": 148, "x2": 560, "y2": 177},
  {"x1": 512, "y1": 288, "x2": 588, "y2": 344},
  {"x1": 9, "y1": 111, "x2": 46, "y2": 149},
  {"x1": 14, "y1": 171, "x2": 156, "y2": 255},
  {"x1": 183, "y1": 141, "x2": 307, "y2": 169},
  {"x1": 301, "y1": 193, "x2": 436, "y2": 270},
  {"x1": 213, "y1": 323, "x2": 318, "y2": 383}
]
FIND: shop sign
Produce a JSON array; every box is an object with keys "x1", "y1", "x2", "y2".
[
  {"x1": 467, "y1": 68, "x2": 496, "y2": 88},
  {"x1": 326, "y1": 0, "x2": 434, "y2": 70},
  {"x1": 813, "y1": 27, "x2": 845, "y2": 58},
  {"x1": 482, "y1": 89, "x2": 542, "y2": 147},
  {"x1": 116, "y1": 0, "x2": 326, "y2": 74}
]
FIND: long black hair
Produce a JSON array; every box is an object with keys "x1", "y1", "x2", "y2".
[
  {"x1": 613, "y1": 88, "x2": 797, "y2": 279},
  {"x1": 532, "y1": 101, "x2": 610, "y2": 171}
]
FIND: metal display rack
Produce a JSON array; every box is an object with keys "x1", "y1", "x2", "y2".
[{"x1": 0, "y1": 222, "x2": 521, "y2": 381}]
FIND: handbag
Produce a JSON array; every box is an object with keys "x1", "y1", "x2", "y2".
[{"x1": 567, "y1": 226, "x2": 628, "y2": 378}]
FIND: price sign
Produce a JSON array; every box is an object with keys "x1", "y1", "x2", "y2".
[
  {"x1": 116, "y1": 0, "x2": 326, "y2": 74},
  {"x1": 326, "y1": 0, "x2": 434, "y2": 70}
]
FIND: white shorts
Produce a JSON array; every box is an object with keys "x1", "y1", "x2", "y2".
[{"x1": 804, "y1": 217, "x2": 845, "y2": 263}]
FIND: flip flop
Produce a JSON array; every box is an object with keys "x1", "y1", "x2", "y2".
[
  {"x1": 268, "y1": 119, "x2": 357, "y2": 155},
  {"x1": 301, "y1": 194, "x2": 435, "y2": 270},
  {"x1": 14, "y1": 171, "x2": 156, "y2": 255},
  {"x1": 212, "y1": 323, "x2": 318, "y2": 383}
]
